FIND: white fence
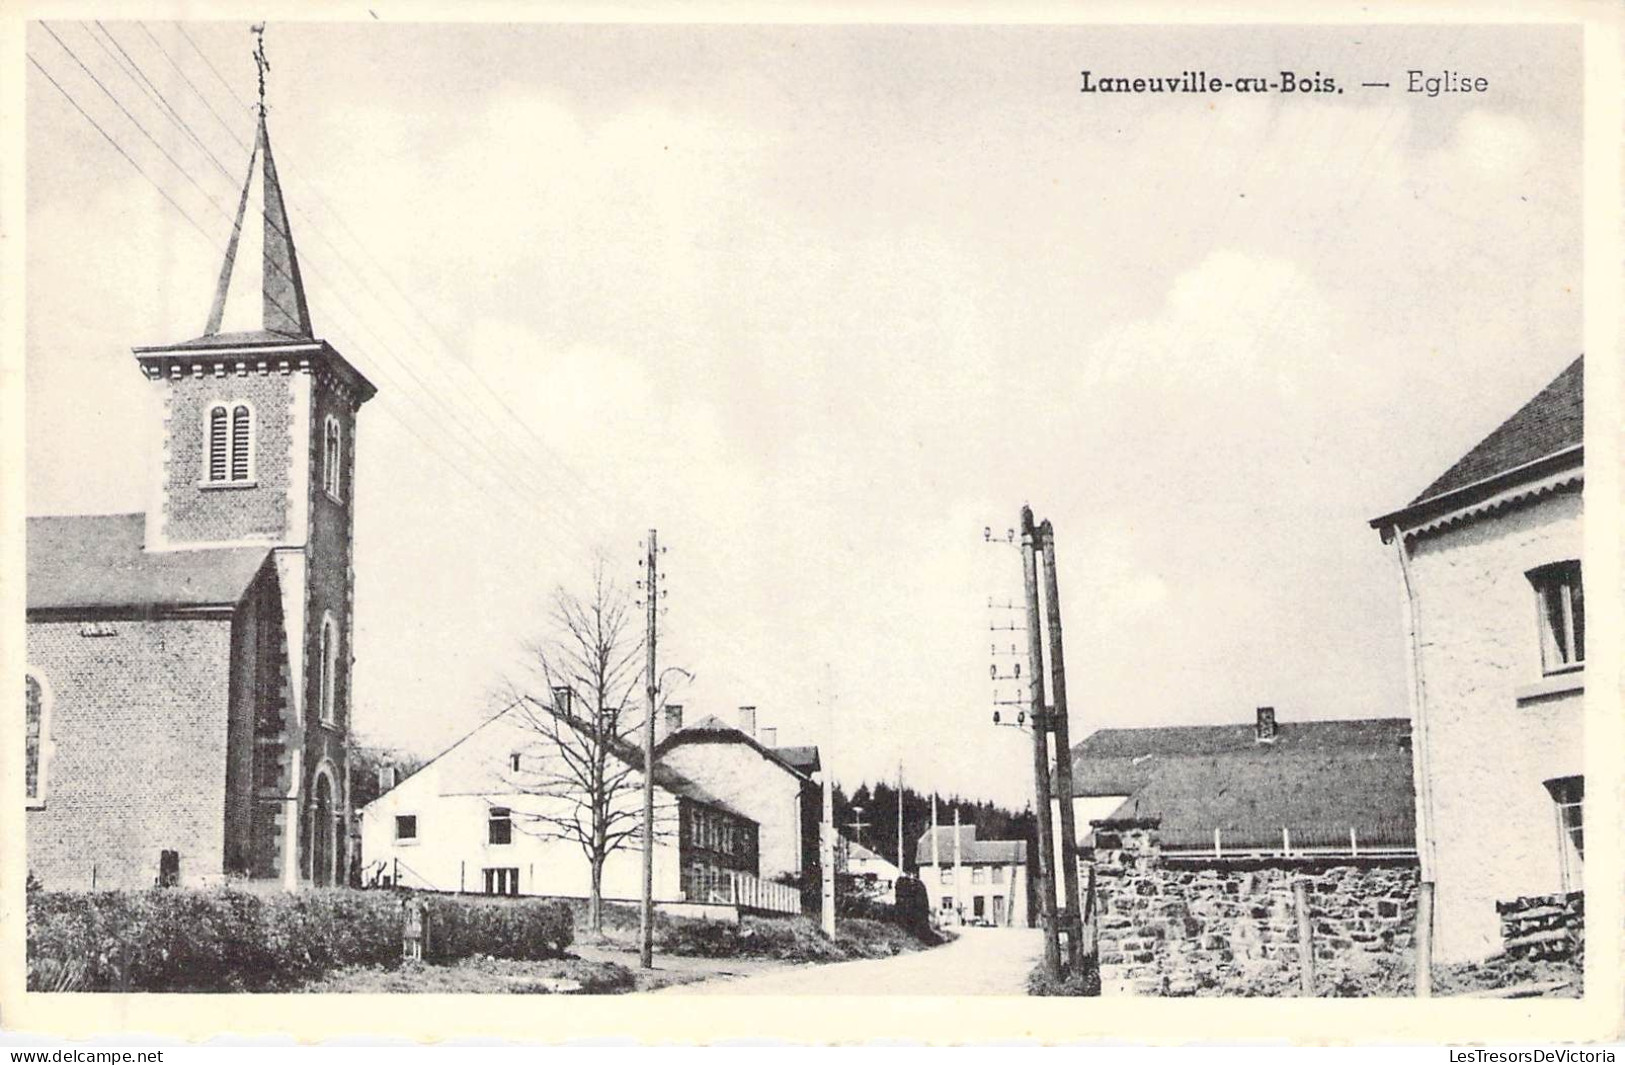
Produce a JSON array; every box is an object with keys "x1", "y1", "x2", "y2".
[{"x1": 684, "y1": 868, "x2": 802, "y2": 915}]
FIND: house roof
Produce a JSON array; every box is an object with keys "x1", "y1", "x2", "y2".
[
  {"x1": 377, "y1": 702, "x2": 752, "y2": 822},
  {"x1": 1070, "y1": 718, "x2": 1416, "y2": 851},
  {"x1": 914, "y1": 825, "x2": 1027, "y2": 866},
  {"x1": 656, "y1": 714, "x2": 817, "y2": 783},
  {"x1": 27, "y1": 513, "x2": 271, "y2": 614},
  {"x1": 774, "y1": 745, "x2": 821, "y2": 774},
  {"x1": 1371, "y1": 357, "x2": 1582, "y2": 534}
]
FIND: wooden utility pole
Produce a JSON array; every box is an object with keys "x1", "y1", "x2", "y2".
[
  {"x1": 896, "y1": 760, "x2": 905, "y2": 875},
  {"x1": 1039, "y1": 520, "x2": 1088, "y2": 972},
  {"x1": 1021, "y1": 505, "x2": 1063, "y2": 977},
  {"x1": 639, "y1": 529, "x2": 658, "y2": 970},
  {"x1": 821, "y1": 668, "x2": 837, "y2": 938}
]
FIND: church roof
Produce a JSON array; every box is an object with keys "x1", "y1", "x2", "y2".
[
  {"x1": 198, "y1": 112, "x2": 311, "y2": 345},
  {"x1": 26, "y1": 513, "x2": 271, "y2": 615}
]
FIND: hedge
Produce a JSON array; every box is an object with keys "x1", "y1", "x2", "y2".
[{"x1": 27, "y1": 888, "x2": 574, "y2": 992}]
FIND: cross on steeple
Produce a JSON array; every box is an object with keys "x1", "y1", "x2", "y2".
[{"x1": 251, "y1": 23, "x2": 270, "y2": 115}]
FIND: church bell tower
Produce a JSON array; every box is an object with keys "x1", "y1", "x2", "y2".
[{"x1": 130, "y1": 27, "x2": 377, "y2": 887}]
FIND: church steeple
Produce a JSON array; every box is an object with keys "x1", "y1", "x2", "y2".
[{"x1": 203, "y1": 26, "x2": 310, "y2": 341}]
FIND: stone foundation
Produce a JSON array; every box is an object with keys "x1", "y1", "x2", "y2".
[{"x1": 1090, "y1": 820, "x2": 1420, "y2": 996}]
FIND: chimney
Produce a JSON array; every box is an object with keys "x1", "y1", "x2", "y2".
[
  {"x1": 662, "y1": 704, "x2": 684, "y2": 741},
  {"x1": 552, "y1": 686, "x2": 572, "y2": 714},
  {"x1": 1255, "y1": 706, "x2": 1278, "y2": 744},
  {"x1": 378, "y1": 765, "x2": 397, "y2": 792},
  {"x1": 760, "y1": 725, "x2": 778, "y2": 748},
  {"x1": 737, "y1": 705, "x2": 757, "y2": 738}
]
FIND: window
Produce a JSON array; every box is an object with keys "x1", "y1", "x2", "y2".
[
  {"x1": 395, "y1": 815, "x2": 418, "y2": 841},
  {"x1": 940, "y1": 896, "x2": 953, "y2": 911},
  {"x1": 508, "y1": 752, "x2": 522, "y2": 773},
  {"x1": 483, "y1": 867, "x2": 519, "y2": 896},
  {"x1": 939, "y1": 867, "x2": 953, "y2": 884},
  {"x1": 972, "y1": 866, "x2": 987, "y2": 884},
  {"x1": 204, "y1": 403, "x2": 254, "y2": 483},
  {"x1": 322, "y1": 415, "x2": 343, "y2": 502},
  {"x1": 488, "y1": 807, "x2": 512, "y2": 845},
  {"x1": 992, "y1": 865, "x2": 1005, "y2": 883},
  {"x1": 1545, "y1": 776, "x2": 1583, "y2": 891},
  {"x1": 318, "y1": 614, "x2": 339, "y2": 726},
  {"x1": 24, "y1": 672, "x2": 49, "y2": 806},
  {"x1": 1529, "y1": 561, "x2": 1584, "y2": 674}
]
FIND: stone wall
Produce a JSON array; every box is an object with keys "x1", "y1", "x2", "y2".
[
  {"x1": 1091, "y1": 822, "x2": 1420, "y2": 996},
  {"x1": 1498, "y1": 891, "x2": 1583, "y2": 962}
]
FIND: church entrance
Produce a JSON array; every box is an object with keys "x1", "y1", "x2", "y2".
[{"x1": 312, "y1": 773, "x2": 335, "y2": 887}]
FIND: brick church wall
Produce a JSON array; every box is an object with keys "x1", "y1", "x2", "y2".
[
  {"x1": 26, "y1": 618, "x2": 233, "y2": 890},
  {"x1": 1092, "y1": 823, "x2": 1420, "y2": 996},
  {"x1": 157, "y1": 371, "x2": 296, "y2": 545}
]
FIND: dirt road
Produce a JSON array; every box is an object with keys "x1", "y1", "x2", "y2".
[{"x1": 655, "y1": 926, "x2": 1041, "y2": 995}]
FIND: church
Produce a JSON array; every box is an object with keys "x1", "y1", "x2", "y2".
[{"x1": 24, "y1": 92, "x2": 376, "y2": 891}]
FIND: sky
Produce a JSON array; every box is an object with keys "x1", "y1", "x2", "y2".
[{"x1": 24, "y1": 21, "x2": 1581, "y2": 807}]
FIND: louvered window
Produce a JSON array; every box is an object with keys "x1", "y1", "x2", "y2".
[
  {"x1": 208, "y1": 406, "x2": 229, "y2": 481},
  {"x1": 319, "y1": 614, "x2": 339, "y2": 726},
  {"x1": 231, "y1": 406, "x2": 251, "y2": 480},
  {"x1": 205, "y1": 403, "x2": 253, "y2": 483}
]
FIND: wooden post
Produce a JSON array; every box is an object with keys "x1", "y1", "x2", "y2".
[
  {"x1": 1021, "y1": 506, "x2": 1063, "y2": 978},
  {"x1": 1294, "y1": 880, "x2": 1315, "y2": 997},
  {"x1": 1038, "y1": 520, "x2": 1088, "y2": 972},
  {"x1": 1415, "y1": 880, "x2": 1434, "y2": 998},
  {"x1": 640, "y1": 530, "x2": 659, "y2": 969}
]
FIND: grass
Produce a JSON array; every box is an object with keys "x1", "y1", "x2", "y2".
[{"x1": 307, "y1": 954, "x2": 640, "y2": 994}]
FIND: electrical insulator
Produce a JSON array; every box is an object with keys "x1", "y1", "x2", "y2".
[
  {"x1": 989, "y1": 664, "x2": 997, "y2": 680},
  {"x1": 1017, "y1": 711, "x2": 1026, "y2": 725},
  {"x1": 993, "y1": 710, "x2": 1001, "y2": 724}
]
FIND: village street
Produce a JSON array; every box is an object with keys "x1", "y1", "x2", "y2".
[{"x1": 655, "y1": 927, "x2": 1042, "y2": 996}]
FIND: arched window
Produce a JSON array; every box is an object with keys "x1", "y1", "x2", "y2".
[
  {"x1": 322, "y1": 415, "x2": 343, "y2": 501},
  {"x1": 318, "y1": 613, "x2": 339, "y2": 726},
  {"x1": 24, "y1": 672, "x2": 49, "y2": 806},
  {"x1": 204, "y1": 403, "x2": 254, "y2": 483}
]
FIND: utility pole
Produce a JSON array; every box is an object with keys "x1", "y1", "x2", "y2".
[
  {"x1": 1021, "y1": 505, "x2": 1063, "y2": 978},
  {"x1": 1040, "y1": 519, "x2": 1089, "y2": 973},
  {"x1": 952, "y1": 806, "x2": 963, "y2": 925},
  {"x1": 821, "y1": 666, "x2": 837, "y2": 938},
  {"x1": 639, "y1": 529, "x2": 658, "y2": 970},
  {"x1": 896, "y1": 760, "x2": 905, "y2": 875}
]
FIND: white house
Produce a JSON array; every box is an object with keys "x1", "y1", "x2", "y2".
[
  {"x1": 360, "y1": 703, "x2": 760, "y2": 905},
  {"x1": 915, "y1": 825, "x2": 1028, "y2": 927},
  {"x1": 1369, "y1": 355, "x2": 1584, "y2": 964},
  {"x1": 838, "y1": 837, "x2": 902, "y2": 904},
  {"x1": 656, "y1": 706, "x2": 821, "y2": 882}
]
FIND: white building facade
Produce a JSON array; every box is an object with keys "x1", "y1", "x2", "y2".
[
  {"x1": 1371, "y1": 357, "x2": 1585, "y2": 964},
  {"x1": 914, "y1": 825, "x2": 1028, "y2": 927}
]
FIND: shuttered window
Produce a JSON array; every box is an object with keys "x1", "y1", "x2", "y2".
[
  {"x1": 208, "y1": 406, "x2": 229, "y2": 481},
  {"x1": 205, "y1": 403, "x2": 253, "y2": 483},
  {"x1": 231, "y1": 405, "x2": 251, "y2": 480}
]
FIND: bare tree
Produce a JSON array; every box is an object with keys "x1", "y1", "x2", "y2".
[{"x1": 505, "y1": 563, "x2": 672, "y2": 935}]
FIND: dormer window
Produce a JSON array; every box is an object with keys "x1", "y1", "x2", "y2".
[
  {"x1": 1528, "y1": 561, "x2": 1584, "y2": 674},
  {"x1": 204, "y1": 402, "x2": 254, "y2": 484},
  {"x1": 322, "y1": 415, "x2": 343, "y2": 502}
]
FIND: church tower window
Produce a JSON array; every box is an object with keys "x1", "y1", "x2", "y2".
[
  {"x1": 323, "y1": 415, "x2": 343, "y2": 502},
  {"x1": 204, "y1": 402, "x2": 255, "y2": 484},
  {"x1": 318, "y1": 613, "x2": 339, "y2": 727}
]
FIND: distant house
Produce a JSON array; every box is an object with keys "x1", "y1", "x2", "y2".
[
  {"x1": 837, "y1": 837, "x2": 902, "y2": 904},
  {"x1": 655, "y1": 706, "x2": 822, "y2": 882},
  {"x1": 360, "y1": 704, "x2": 762, "y2": 905},
  {"x1": 1369, "y1": 356, "x2": 1584, "y2": 964},
  {"x1": 914, "y1": 825, "x2": 1028, "y2": 927},
  {"x1": 1066, "y1": 707, "x2": 1418, "y2": 861}
]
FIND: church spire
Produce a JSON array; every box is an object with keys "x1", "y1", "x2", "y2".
[{"x1": 203, "y1": 24, "x2": 311, "y2": 340}]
